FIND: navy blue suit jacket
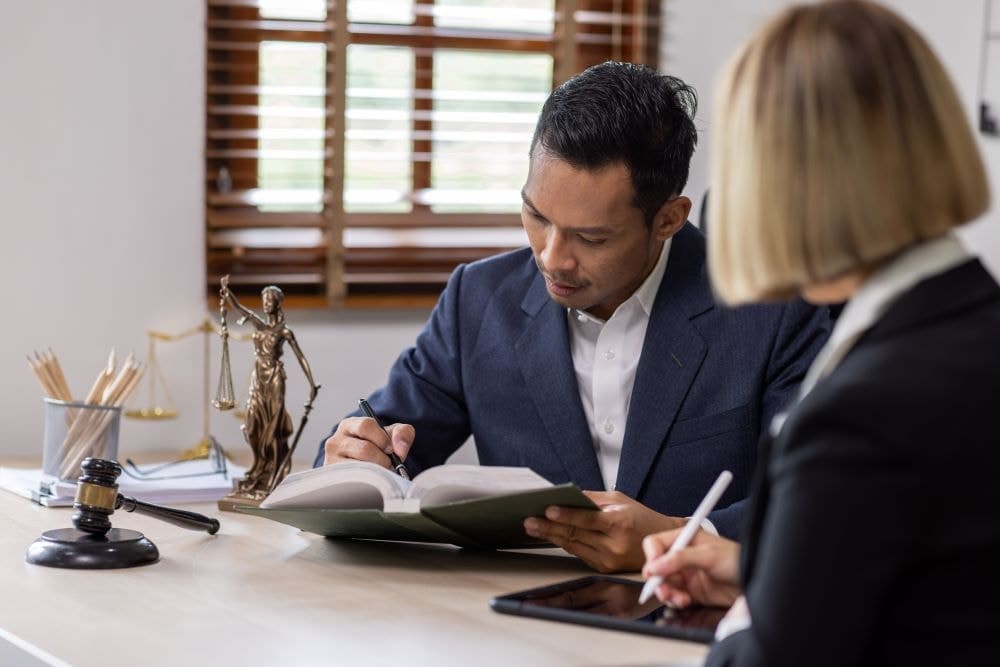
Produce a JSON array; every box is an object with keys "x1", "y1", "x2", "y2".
[{"x1": 317, "y1": 223, "x2": 829, "y2": 538}]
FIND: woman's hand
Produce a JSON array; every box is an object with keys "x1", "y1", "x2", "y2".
[{"x1": 641, "y1": 528, "x2": 743, "y2": 609}]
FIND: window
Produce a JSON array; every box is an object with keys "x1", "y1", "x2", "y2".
[{"x1": 206, "y1": 0, "x2": 660, "y2": 307}]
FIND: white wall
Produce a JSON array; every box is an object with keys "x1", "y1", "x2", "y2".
[
  {"x1": 1, "y1": 0, "x2": 997, "y2": 466},
  {"x1": 0, "y1": 0, "x2": 209, "y2": 458},
  {"x1": 661, "y1": 0, "x2": 791, "y2": 222},
  {"x1": 0, "y1": 1, "x2": 428, "y2": 464},
  {"x1": 663, "y1": 0, "x2": 1000, "y2": 276}
]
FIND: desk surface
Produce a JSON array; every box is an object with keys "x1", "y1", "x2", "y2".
[{"x1": 0, "y1": 490, "x2": 707, "y2": 667}]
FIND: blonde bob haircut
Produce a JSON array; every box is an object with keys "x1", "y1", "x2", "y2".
[{"x1": 709, "y1": 0, "x2": 990, "y2": 304}]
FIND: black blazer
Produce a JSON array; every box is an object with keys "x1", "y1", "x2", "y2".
[{"x1": 708, "y1": 259, "x2": 1000, "y2": 666}]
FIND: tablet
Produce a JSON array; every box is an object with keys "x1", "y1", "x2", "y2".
[{"x1": 489, "y1": 575, "x2": 725, "y2": 644}]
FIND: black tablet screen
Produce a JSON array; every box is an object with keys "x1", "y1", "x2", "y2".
[{"x1": 490, "y1": 575, "x2": 726, "y2": 644}]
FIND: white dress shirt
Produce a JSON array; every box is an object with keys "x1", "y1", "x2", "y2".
[{"x1": 567, "y1": 239, "x2": 671, "y2": 491}]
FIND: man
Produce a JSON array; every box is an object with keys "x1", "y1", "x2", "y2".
[{"x1": 317, "y1": 62, "x2": 828, "y2": 572}]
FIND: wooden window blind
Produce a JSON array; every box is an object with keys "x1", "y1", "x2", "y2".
[{"x1": 206, "y1": 0, "x2": 660, "y2": 308}]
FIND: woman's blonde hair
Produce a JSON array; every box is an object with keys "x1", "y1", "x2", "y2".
[{"x1": 709, "y1": 0, "x2": 990, "y2": 304}]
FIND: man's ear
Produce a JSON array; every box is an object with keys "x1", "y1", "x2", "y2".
[{"x1": 651, "y1": 196, "x2": 691, "y2": 241}]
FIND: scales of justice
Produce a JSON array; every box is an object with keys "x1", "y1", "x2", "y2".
[
  {"x1": 126, "y1": 318, "x2": 249, "y2": 460},
  {"x1": 125, "y1": 276, "x2": 320, "y2": 511}
]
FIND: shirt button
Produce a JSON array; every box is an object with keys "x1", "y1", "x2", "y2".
[
  {"x1": 604, "y1": 349, "x2": 615, "y2": 360},
  {"x1": 603, "y1": 420, "x2": 614, "y2": 434}
]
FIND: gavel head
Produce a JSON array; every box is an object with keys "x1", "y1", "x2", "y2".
[{"x1": 72, "y1": 457, "x2": 122, "y2": 535}]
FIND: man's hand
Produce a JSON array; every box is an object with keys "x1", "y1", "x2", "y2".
[
  {"x1": 323, "y1": 416, "x2": 415, "y2": 470},
  {"x1": 641, "y1": 528, "x2": 742, "y2": 609},
  {"x1": 523, "y1": 491, "x2": 686, "y2": 573}
]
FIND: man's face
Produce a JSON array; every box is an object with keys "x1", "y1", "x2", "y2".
[{"x1": 521, "y1": 150, "x2": 680, "y2": 320}]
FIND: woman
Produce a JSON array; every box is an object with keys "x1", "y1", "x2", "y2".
[
  {"x1": 222, "y1": 284, "x2": 320, "y2": 498},
  {"x1": 641, "y1": 2, "x2": 1000, "y2": 665}
]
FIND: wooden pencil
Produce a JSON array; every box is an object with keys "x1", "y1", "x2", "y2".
[
  {"x1": 59, "y1": 361, "x2": 144, "y2": 478},
  {"x1": 44, "y1": 349, "x2": 74, "y2": 403}
]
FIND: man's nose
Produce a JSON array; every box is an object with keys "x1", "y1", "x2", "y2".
[{"x1": 540, "y1": 232, "x2": 576, "y2": 274}]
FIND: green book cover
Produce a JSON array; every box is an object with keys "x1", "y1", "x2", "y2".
[
  {"x1": 421, "y1": 484, "x2": 597, "y2": 548},
  {"x1": 237, "y1": 483, "x2": 596, "y2": 550}
]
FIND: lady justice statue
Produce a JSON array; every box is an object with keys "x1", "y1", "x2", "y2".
[{"x1": 214, "y1": 276, "x2": 320, "y2": 509}]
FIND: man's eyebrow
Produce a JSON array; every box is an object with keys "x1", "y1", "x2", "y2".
[
  {"x1": 520, "y1": 190, "x2": 548, "y2": 222},
  {"x1": 521, "y1": 190, "x2": 615, "y2": 236},
  {"x1": 520, "y1": 190, "x2": 615, "y2": 235}
]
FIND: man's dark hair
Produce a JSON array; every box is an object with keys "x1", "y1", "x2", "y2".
[{"x1": 530, "y1": 61, "x2": 698, "y2": 225}]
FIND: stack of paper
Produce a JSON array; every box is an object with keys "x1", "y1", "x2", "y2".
[{"x1": 0, "y1": 459, "x2": 246, "y2": 507}]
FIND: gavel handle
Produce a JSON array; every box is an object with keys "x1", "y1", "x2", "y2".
[{"x1": 116, "y1": 494, "x2": 221, "y2": 535}]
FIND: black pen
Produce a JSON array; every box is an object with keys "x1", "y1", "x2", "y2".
[{"x1": 358, "y1": 398, "x2": 411, "y2": 480}]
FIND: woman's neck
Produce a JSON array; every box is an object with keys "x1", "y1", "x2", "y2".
[{"x1": 801, "y1": 268, "x2": 871, "y2": 305}]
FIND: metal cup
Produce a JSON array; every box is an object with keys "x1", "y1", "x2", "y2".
[{"x1": 42, "y1": 398, "x2": 122, "y2": 481}]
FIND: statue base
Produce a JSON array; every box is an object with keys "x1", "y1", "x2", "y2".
[
  {"x1": 217, "y1": 494, "x2": 264, "y2": 512},
  {"x1": 217, "y1": 482, "x2": 269, "y2": 512}
]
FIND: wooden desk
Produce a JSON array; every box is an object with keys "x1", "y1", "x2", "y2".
[{"x1": 0, "y1": 492, "x2": 707, "y2": 667}]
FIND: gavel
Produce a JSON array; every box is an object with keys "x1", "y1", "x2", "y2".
[
  {"x1": 73, "y1": 457, "x2": 220, "y2": 535},
  {"x1": 26, "y1": 457, "x2": 221, "y2": 569}
]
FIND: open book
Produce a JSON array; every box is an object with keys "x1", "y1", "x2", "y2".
[{"x1": 239, "y1": 462, "x2": 597, "y2": 549}]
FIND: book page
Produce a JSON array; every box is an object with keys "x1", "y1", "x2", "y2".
[
  {"x1": 400, "y1": 465, "x2": 551, "y2": 511},
  {"x1": 261, "y1": 461, "x2": 412, "y2": 510}
]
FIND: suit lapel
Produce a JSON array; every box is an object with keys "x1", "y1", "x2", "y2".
[
  {"x1": 515, "y1": 273, "x2": 605, "y2": 490},
  {"x1": 616, "y1": 224, "x2": 713, "y2": 498}
]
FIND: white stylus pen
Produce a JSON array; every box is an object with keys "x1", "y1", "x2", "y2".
[{"x1": 638, "y1": 470, "x2": 734, "y2": 604}]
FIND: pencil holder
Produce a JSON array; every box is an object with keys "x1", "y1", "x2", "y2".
[{"x1": 42, "y1": 398, "x2": 122, "y2": 481}]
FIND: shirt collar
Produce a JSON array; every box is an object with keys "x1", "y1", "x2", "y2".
[
  {"x1": 571, "y1": 238, "x2": 672, "y2": 325},
  {"x1": 800, "y1": 232, "x2": 970, "y2": 398},
  {"x1": 636, "y1": 238, "x2": 672, "y2": 315}
]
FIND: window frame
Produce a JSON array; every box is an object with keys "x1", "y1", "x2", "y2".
[{"x1": 205, "y1": 0, "x2": 661, "y2": 308}]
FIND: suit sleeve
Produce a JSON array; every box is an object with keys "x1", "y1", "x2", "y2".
[
  {"x1": 706, "y1": 397, "x2": 920, "y2": 667},
  {"x1": 760, "y1": 299, "x2": 830, "y2": 429},
  {"x1": 706, "y1": 499, "x2": 745, "y2": 540},
  {"x1": 706, "y1": 300, "x2": 829, "y2": 539},
  {"x1": 314, "y1": 266, "x2": 473, "y2": 470}
]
